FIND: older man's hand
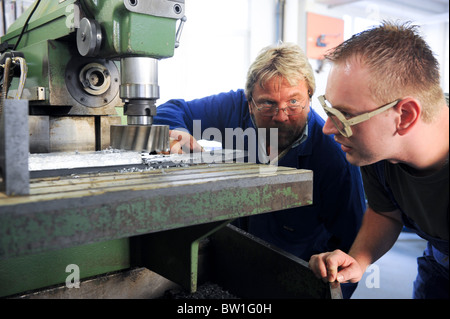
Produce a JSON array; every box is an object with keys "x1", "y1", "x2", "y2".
[{"x1": 168, "y1": 129, "x2": 204, "y2": 154}]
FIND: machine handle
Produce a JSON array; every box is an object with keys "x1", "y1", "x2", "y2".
[{"x1": 175, "y1": 16, "x2": 187, "y2": 48}]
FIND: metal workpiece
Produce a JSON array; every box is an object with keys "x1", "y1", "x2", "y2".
[
  {"x1": 26, "y1": 114, "x2": 122, "y2": 153},
  {"x1": 110, "y1": 124, "x2": 170, "y2": 152},
  {"x1": 28, "y1": 149, "x2": 142, "y2": 172},
  {"x1": 0, "y1": 163, "x2": 313, "y2": 260},
  {"x1": 0, "y1": 100, "x2": 29, "y2": 196}
]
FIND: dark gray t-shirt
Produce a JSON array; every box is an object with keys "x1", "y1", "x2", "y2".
[{"x1": 362, "y1": 160, "x2": 449, "y2": 241}]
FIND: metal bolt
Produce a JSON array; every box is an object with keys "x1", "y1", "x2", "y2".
[{"x1": 174, "y1": 4, "x2": 182, "y2": 14}]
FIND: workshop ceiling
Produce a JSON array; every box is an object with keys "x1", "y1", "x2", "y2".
[{"x1": 314, "y1": 0, "x2": 449, "y2": 24}]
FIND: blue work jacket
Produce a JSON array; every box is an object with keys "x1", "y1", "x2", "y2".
[{"x1": 154, "y1": 89, "x2": 366, "y2": 261}]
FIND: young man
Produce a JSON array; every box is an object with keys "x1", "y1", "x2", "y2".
[
  {"x1": 309, "y1": 21, "x2": 449, "y2": 299},
  {"x1": 154, "y1": 43, "x2": 366, "y2": 298}
]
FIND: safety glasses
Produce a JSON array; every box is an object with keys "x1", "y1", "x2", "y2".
[{"x1": 318, "y1": 95, "x2": 400, "y2": 137}]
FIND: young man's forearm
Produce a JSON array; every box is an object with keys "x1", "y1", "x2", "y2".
[{"x1": 348, "y1": 207, "x2": 404, "y2": 271}]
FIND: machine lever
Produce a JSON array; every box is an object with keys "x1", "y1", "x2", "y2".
[{"x1": 175, "y1": 16, "x2": 187, "y2": 48}]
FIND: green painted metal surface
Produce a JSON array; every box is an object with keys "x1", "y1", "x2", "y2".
[
  {"x1": 80, "y1": 0, "x2": 177, "y2": 58},
  {"x1": 0, "y1": 238, "x2": 130, "y2": 297},
  {"x1": 0, "y1": 165, "x2": 312, "y2": 260},
  {"x1": 2, "y1": 0, "x2": 177, "y2": 58},
  {"x1": 0, "y1": 164, "x2": 313, "y2": 297},
  {"x1": 1, "y1": 0, "x2": 178, "y2": 108},
  {"x1": 131, "y1": 220, "x2": 232, "y2": 293},
  {"x1": 1, "y1": 0, "x2": 77, "y2": 46}
]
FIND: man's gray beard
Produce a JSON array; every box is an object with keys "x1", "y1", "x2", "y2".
[{"x1": 251, "y1": 114, "x2": 305, "y2": 152}]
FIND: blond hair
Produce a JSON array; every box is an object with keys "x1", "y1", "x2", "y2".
[
  {"x1": 325, "y1": 21, "x2": 444, "y2": 122},
  {"x1": 245, "y1": 42, "x2": 315, "y2": 100}
]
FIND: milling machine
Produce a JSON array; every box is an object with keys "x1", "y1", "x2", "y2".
[
  {"x1": 1, "y1": 0, "x2": 179, "y2": 154},
  {"x1": 0, "y1": 0, "x2": 339, "y2": 299}
]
